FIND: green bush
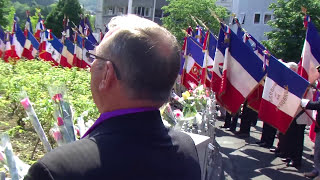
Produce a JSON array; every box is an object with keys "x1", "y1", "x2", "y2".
[{"x1": 0, "y1": 58, "x2": 99, "y2": 133}]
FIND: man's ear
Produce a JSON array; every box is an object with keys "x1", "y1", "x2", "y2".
[{"x1": 99, "y1": 61, "x2": 116, "y2": 91}]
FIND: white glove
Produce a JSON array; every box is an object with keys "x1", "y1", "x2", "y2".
[{"x1": 301, "y1": 99, "x2": 310, "y2": 108}]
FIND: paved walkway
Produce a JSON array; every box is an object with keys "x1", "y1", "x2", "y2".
[{"x1": 215, "y1": 119, "x2": 314, "y2": 180}]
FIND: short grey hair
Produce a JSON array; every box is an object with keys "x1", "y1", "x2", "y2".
[
  {"x1": 285, "y1": 62, "x2": 298, "y2": 72},
  {"x1": 98, "y1": 15, "x2": 180, "y2": 103}
]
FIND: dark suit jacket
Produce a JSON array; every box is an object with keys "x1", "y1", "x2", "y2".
[
  {"x1": 306, "y1": 101, "x2": 320, "y2": 132},
  {"x1": 24, "y1": 110, "x2": 201, "y2": 180}
]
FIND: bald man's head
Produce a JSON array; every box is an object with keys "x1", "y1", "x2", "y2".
[{"x1": 96, "y1": 15, "x2": 180, "y2": 103}]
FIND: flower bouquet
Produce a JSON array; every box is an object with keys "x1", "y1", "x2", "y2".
[{"x1": 49, "y1": 85, "x2": 76, "y2": 142}]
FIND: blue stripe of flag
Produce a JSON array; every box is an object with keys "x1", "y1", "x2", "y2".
[
  {"x1": 28, "y1": 31, "x2": 39, "y2": 50},
  {"x1": 268, "y1": 56, "x2": 309, "y2": 98},
  {"x1": 216, "y1": 27, "x2": 228, "y2": 55},
  {"x1": 46, "y1": 31, "x2": 63, "y2": 53},
  {"x1": 307, "y1": 21, "x2": 320, "y2": 65},
  {"x1": 65, "y1": 39, "x2": 74, "y2": 54},
  {"x1": 208, "y1": 31, "x2": 217, "y2": 58},
  {"x1": 229, "y1": 30, "x2": 266, "y2": 82},
  {"x1": 16, "y1": 25, "x2": 26, "y2": 47},
  {"x1": 187, "y1": 36, "x2": 204, "y2": 66},
  {"x1": 0, "y1": 26, "x2": 4, "y2": 41}
]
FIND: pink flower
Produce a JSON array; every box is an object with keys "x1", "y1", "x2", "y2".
[
  {"x1": 52, "y1": 93, "x2": 63, "y2": 102},
  {"x1": 53, "y1": 131, "x2": 63, "y2": 141},
  {"x1": 57, "y1": 117, "x2": 64, "y2": 126},
  {"x1": 20, "y1": 98, "x2": 31, "y2": 109},
  {"x1": 173, "y1": 109, "x2": 183, "y2": 119},
  {"x1": 205, "y1": 90, "x2": 210, "y2": 97},
  {"x1": 188, "y1": 82, "x2": 197, "y2": 90}
]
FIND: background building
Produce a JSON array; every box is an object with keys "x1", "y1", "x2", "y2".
[
  {"x1": 229, "y1": 0, "x2": 274, "y2": 41},
  {"x1": 96, "y1": 0, "x2": 274, "y2": 41},
  {"x1": 95, "y1": 0, "x2": 167, "y2": 33}
]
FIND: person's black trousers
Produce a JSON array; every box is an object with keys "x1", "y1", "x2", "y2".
[
  {"x1": 224, "y1": 112, "x2": 238, "y2": 130},
  {"x1": 281, "y1": 120, "x2": 306, "y2": 164},
  {"x1": 260, "y1": 123, "x2": 277, "y2": 147},
  {"x1": 240, "y1": 108, "x2": 257, "y2": 134}
]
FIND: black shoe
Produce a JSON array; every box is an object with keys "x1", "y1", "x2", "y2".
[
  {"x1": 226, "y1": 128, "x2": 236, "y2": 132},
  {"x1": 281, "y1": 158, "x2": 291, "y2": 163},
  {"x1": 219, "y1": 125, "x2": 230, "y2": 129},
  {"x1": 270, "y1": 148, "x2": 280, "y2": 153},
  {"x1": 287, "y1": 160, "x2": 301, "y2": 169}
]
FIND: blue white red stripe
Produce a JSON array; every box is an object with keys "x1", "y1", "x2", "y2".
[{"x1": 258, "y1": 56, "x2": 309, "y2": 133}]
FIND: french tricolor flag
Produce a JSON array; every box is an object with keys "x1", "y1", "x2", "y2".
[
  {"x1": 4, "y1": 32, "x2": 14, "y2": 62},
  {"x1": 237, "y1": 27, "x2": 267, "y2": 112},
  {"x1": 299, "y1": 15, "x2": 320, "y2": 84},
  {"x1": 0, "y1": 26, "x2": 5, "y2": 58},
  {"x1": 61, "y1": 38, "x2": 74, "y2": 68},
  {"x1": 181, "y1": 36, "x2": 204, "y2": 89},
  {"x1": 12, "y1": 18, "x2": 26, "y2": 59},
  {"x1": 218, "y1": 28, "x2": 266, "y2": 113},
  {"x1": 201, "y1": 31, "x2": 217, "y2": 88},
  {"x1": 35, "y1": 15, "x2": 45, "y2": 41},
  {"x1": 73, "y1": 34, "x2": 90, "y2": 68},
  {"x1": 211, "y1": 27, "x2": 228, "y2": 93},
  {"x1": 82, "y1": 37, "x2": 95, "y2": 67},
  {"x1": 22, "y1": 31, "x2": 39, "y2": 59},
  {"x1": 24, "y1": 10, "x2": 33, "y2": 36},
  {"x1": 46, "y1": 30, "x2": 63, "y2": 65},
  {"x1": 296, "y1": 16, "x2": 320, "y2": 126},
  {"x1": 259, "y1": 56, "x2": 309, "y2": 133}
]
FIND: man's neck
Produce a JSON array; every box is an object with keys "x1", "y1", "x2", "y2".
[{"x1": 99, "y1": 99, "x2": 163, "y2": 114}]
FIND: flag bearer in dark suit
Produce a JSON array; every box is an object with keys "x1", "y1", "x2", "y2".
[
  {"x1": 24, "y1": 15, "x2": 201, "y2": 180},
  {"x1": 302, "y1": 98, "x2": 320, "y2": 178}
]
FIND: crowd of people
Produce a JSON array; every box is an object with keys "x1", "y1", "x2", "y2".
[{"x1": 218, "y1": 63, "x2": 320, "y2": 179}]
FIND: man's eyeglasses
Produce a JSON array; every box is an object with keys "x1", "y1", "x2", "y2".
[{"x1": 86, "y1": 52, "x2": 121, "y2": 80}]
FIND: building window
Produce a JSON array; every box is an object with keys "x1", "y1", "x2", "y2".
[
  {"x1": 134, "y1": 7, "x2": 151, "y2": 17},
  {"x1": 264, "y1": 14, "x2": 272, "y2": 24},
  {"x1": 117, "y1": 7, "x2": 125, "y2": 15},
  {"x1": 239, "y1": 13, "x2": 246, "y2": 24},
  {"x1": 107, "y1": 7, "x2": 115, "y2": 15},
  {"x1": 254, "y1": 13, "x2": 260, "y2": 24},
  {"x1": 144, "y1": 8, "x2": 151, "y2": 17}
]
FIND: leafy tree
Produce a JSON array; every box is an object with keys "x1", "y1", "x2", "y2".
[
  {"x1": 4, "y1": 6, "x2": 16, "y2": 31},
  {"x1": 263, "y1": 0, "x2": 320, "y2": 62},
  {"x1": 0, "y1": 0, "x2": 11, "y2": 28},
  {"x1": 12, "y1": 0, "x2": 55, "y2": 6},
  {"x1": 46, "y1": 0, "x2": 83, "y2": 38},
  {"x1": 30, "y1": 8, "x2": 42, "y2": 31},
  {"x1": 12, "y1": 1, "x2": 31, "y2": 30},
  {"x1": 162, "y1": 0, "x2": 228, "y2": 43}
]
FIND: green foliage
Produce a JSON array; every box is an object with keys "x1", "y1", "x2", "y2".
[
  {"x1": 46, "y1": 0, "x2": 83, "y2": 38},
  {"x1": 12, "y1": 1, "x2": 31, "y2": 30},
  {"x1": 12, "y1": 0, "x2": 56, "y2": 6},
  {"x1": 162, "y1": 0, "x2": 228, "y2": 43},
  {"x1": 0, "y1": 0, "x2": 12, "y2": 29},
  {"x1": 79, "y1": 0, "x2": 97, "y2": 12},
  {"x1": 30, "y1": 8, "x2": 42, "y2": 31},
  {"x1": 263, "y1": 0, "x2": 320, "y2": 62},
  {"x1": 88, "y1": 14, "x2": 95, "y2": 31},
  {"x1": 0, "y1": 59, "x2": 99, "y2": 135},
  {"x1": 3, "y1": 6, "x2": 15, "y2": 31}
]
